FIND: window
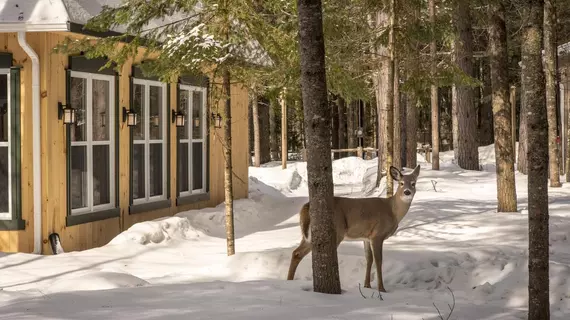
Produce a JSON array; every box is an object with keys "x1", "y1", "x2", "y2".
[
  {"x1": 68, "y1": 71, "x2": 116, "y2": 216},
  {"x1": 177, "y1": 83, "x2": 209, "y2": 205},
  {"x1": 129, "y1": 77, "x2": 169, "y2": 212},
  {"x1": 0, "y1": 64, "x2": 24, "y2": 230}
]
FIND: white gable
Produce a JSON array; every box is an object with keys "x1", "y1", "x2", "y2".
[{"x1": 0, "y1": 0, "x2": 69, "y2": 30}]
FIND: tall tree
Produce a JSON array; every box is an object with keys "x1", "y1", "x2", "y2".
[
  {"x1": 406, "y1": 92, "x2": 418, "y2": 167},
  {"x1": 454, "y1": 0, "x2": 480, "y2": 170},
  {"x1": 480, "y1": 59, "x2": 494, "y2": 146},
  {"x1": 338, "y1": 97, "x2": 348, "y2": 157},
  {"x1": 297, "y1": 0, "x2": 341, "y2": 294},
  {"x1": 331, "y1": 97, "x2": 340, "y2": 159},
  {"x1": 394, "y1": 59, "x2": 402, "y2": 169},
  {"x1": 385, "y1": 0, "x2": 396, "y2": 196},
  {"x1": 522, "y1": 0, "x2": 550, "y2": 318},
  {"x1": 252, "y1": 92, "x2": 261, "y2": 167},
  {"x1": 488, "y1": 0, "x2": 517, "y2": 213},
  {"x1": 544, "y1": 0, "x2": 561, "y2": 187},
  {"x1": 429, "y1": 0, "x2": 440, "y2": 170}
]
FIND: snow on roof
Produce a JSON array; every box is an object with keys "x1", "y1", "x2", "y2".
[{"x1": 0, "y1": 0, "x2": 69, "y2": 30}]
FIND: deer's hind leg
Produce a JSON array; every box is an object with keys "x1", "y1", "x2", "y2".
[
  {"x1": 363, "y1": 240, "x2": 374, "y2": 288},
  {"x1": 287, "y1": 238, "x2": 312, "y2": 280}
]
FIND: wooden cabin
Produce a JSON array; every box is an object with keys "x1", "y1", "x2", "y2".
[{"x1": 0, "y1": 1, "x2": 250, "y2": 254}]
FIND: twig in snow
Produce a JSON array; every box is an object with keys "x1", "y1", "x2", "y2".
[
  {"x1": 431, "y1": 180, "x2": 438, "y2": 192},
  {"x1": 432, "y1": 286, "x2": 456, "y2": 320},
  {"x1": 358, "y1": 283, "x2": 367, "y2": 299},
  {"x1": 357, "y1": 283, "x2": 383, "y2": 300}
]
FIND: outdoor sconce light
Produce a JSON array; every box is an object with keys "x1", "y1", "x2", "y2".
[
  {"x1": 356, "y1": 127, "x2": 364, "y2": 138},
  {"x1": 58, "y1": 102, "x2": 76, "y2": 125},
  {"x1": 211, "y1": 112, "x2": 222, "y2": 128},
  {"x1": 171, "y1": 110, "x2": 186, "y2": 127},
  {"x1": 122, "y1": 107, "x2": 138, "y2": 127},
  {"x1": 193, "y1": 117, "x2": 200, "y2": 128},
  {"x1": 150, "y1": 115, "x2": 160, "y2": 127}
]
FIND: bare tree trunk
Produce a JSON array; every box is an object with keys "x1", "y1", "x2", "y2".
[
  {"x1": 373, "y1": 10, "x2": 388, "y2": 187},
  {"x1": 400, "y1": 93, "x2": 407, "y2": 168},
  {"x1": 252, "y1": 92, "x2": 261, "y2": 167},
  {"x1": 331, "y1": 97, "x2": 340, "y2": 160},
  {"x1": 260, "y1": 98, "x2": 271, "y2": 164},
  {"x1": 452, "y1": 83, "x2": 458, "y2": 161},
  {"x1": 429, "y1": 0, "x2": 440, "y2": 170},
  {"x1": 338, "y1": 97, "x2": 347, "y2": 158},
  {"x1": 222, "y1": 68, "x2": 235, "y2": 256},
  {"x1": 348, "y1": 100, "x2": 357, "y2": 155},
  {"x1": 488, "y1": 0, "x2": 517, "y2": 212},
  {"x1": 454, "y1": 0, "x2": 479, "y2": 170},
  {"x1": 281, "y1": 91, "x2": 288, "y2": 169},
  {"x1": 297, "y1": 0, "x2": 341, "y2": 295},
  {"x1": 522, "y1": 0, "x2": 550, "y2": 318},
  {"x1": 567, "y1": 80, "x2": 570, "y2": 182},
  {"x1": 270, "y1": 99, "x2": 279, "y2": 160},
  {"x1": 518, "y1": 98, "x2": 528, "y2": 174},
  {"x1": 406, "y1": 92, "x2": 417, "y2": 168},
  {"x1": 544, "y1": 0, "x2": 561, "y2": 187},
  {"x1": 384, "y1": 0, "x2": 395, "y2": 196},
  {"x1": 394, "y1": 60, "x2": 402, "y2": 169},
  {"x1": 480, "y1": 59, "x2": 494, "y2": 145}
]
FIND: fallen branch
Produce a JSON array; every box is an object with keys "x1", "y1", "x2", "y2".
[{"x1": 358, "y1": 283, "x2": 384, "y2": 300}]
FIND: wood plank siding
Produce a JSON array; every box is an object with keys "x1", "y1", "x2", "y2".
[{"x1": 0, "y1": 31, "x2": 249, "y2": 254}]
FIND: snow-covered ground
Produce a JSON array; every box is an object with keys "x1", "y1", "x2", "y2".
[{"x1": 1, "y1": 145, "x2": 569, "y2": 319}]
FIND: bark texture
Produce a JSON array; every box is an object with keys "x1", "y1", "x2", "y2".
[
  {"x1": 270, "y1": 99, "x2": 279, "y2": 160},
  {"x1": 348, "y1": 100, "x2": 358, "y2": 154},
  {"x1": 394, "y1": 61, "x2": 402, "y2": 169},
  {"x1": 429, "y1": 0, "x2": 440, "y2": 170},
  {"x1": 454, "y1": 0, "x2": 479, "y2": 170},
  {"x1": 544, "y1": 0, "x2": 561, "y2": 187},
  {"x1": 384, "y1": 0, "x2": 395, "y2": 196},
  {"x1": 480, "y1": 59, "x2": 494, "y2": 146},
  {"x1": 252, "y1": 93, "x2": 261, "y2": 167},
  {"x1": 259, "y1": 98, "x2": 271, "y2": 164},
  {"x1": 223, "y1": 69, "x2": 235, "y2": 256},
  {"x1": 452, "y1": 84, "x2": 458, "y2": 161},
  {"x1": 297, "y1": 0, "x2": 341, "y2": 294},
  {"x1": 400, "y1": 93, "x2": 407, "y2": 168},
  {"x1": 406, "y1": 92, "x2": 417, "y2": 168},
  {"x1": 522, "y1": 0, "x2": 550, "y2": 318},
  {"x1": 488, "y1": 0, "x2": 517, "y2": 213}
]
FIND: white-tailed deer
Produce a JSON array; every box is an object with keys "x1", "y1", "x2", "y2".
[{"x1": 287, "y1": 165, "x2": 421, "y2": 293}]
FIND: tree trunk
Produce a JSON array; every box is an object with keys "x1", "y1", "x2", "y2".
[
  {"x1": 338, "y1": 96, "x2": 347, "y2": 158},
  {"x1": 452, "y1": 84, "x2": 459, "y2": 161},
  {"x1": 281, "y1": 91, "x2": 288, "y2": 169},
  {"x1": 400, "y1": 93, "x2": 407, "y2": 168},
  {"x1": 454, "y1": 0, "x2": 479, "y2": 170},
  {"x1": 270, "y1": 98, "x2": 279, "y2": 160},
  {"x1": 331, "y1": 98, "x2": 340, "y2": 159},
  {"x1": 394, "y1": 60, "x2": 402, "y2": 169},
  {"x1": 384, "y1": 0, "x2": 395, "y2": 196},
  {"x1": 429, "y1": 0, "x2": 440, "y2": 170},
  {"x1": 480, "y1": 59, "x2": 494, "y2": 146},
  {"x1": 223, "y1": 68, "x2": 235, "y2": 256},
  {"x1": 252, "y1": 92, "x2": 261, "y2": 167},
  {"x1": 348, "y1": 100, "x2": 357, "y2": 154},
  {"x1": 544, "y1": 0, "x2": 561, "y2": 187},
  {"x1": 406, "y1": 92, "x2": 417, "y2": 168},
  {"x1": 297, "y1": 0, "x2": 341, "y2": 295},
  {"x1": 260, "y1": 98, "x2": 271, "y2": 164},
  {"x1": 522, "y1": 0, "x2": 550, "y2": 318},
  {"x1": 373, "y1": 10, "x2": 388, "y2": 187},
  {"x1": 518, "y1": 96, "x2": 529, "y2": 174},
  {"x1": 488, "y1": 0, "x2": 517, "y2": 213}
]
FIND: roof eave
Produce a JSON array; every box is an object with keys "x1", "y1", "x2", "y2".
[{"x1": 0, "y1": 23, "x2": 69, "y2": 32}]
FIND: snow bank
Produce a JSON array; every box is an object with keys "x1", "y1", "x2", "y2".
[{"x1": 44, "y1": 271, "x2": 149, "y2": 294}]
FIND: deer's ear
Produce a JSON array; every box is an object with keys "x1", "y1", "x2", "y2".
[
  {"x1": 412, "y1": 164, "x2": 421, "y2": 178},
  {"x1": 389, "y1": 166, "x2": 402, "y2": 181}
]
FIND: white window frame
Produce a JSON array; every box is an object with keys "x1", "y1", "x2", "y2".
[
  {"x1": 0, "y1": 69, "x2": 11, "y2": 220},
  {"x1": 69, "y1": 70, "x2": 116, "y2": 216},
  {"x1": 132, "y1": 78, "x2": 168, "y2": 205},
  {"x1": 178, "y1": 84, "x2": 207, "y2": 197}
]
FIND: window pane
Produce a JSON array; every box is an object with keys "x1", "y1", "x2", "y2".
[
  {"x1": 92, "y1": 79, "x2": 110, "y2": 141},
  {"x1": 0, "y1": 147, "x2": 8, "y2": 213},
  {"x1": 133, "y1": 84, "x2": 145, "y2": 140},
  {"x1": 71, "y1": 146, "x2": 88, "y2": 210},
  {"x1": 132, "y1": 144, "x2": 146, "y2": 200},
  {"x1": 179, "y1": 89, "x2": 189, "y2": 140},
  {"x1": 93, "y1": 145, "x2": 110, "y2": 206},
  {"x1": 192, "y1": 142, "x2": 203, "y2": 190},
  {"x1": 70, "y1": 77, "x2": 87, "y2": 142},
  {"x1": 178, "y1": 142, "x2": 189, "y2": 193},
  {"x1": 0, "y1": 74, "x2": 7, "y2": 142},
  {"x1": 149, "y1": 86, "x2": 163, "y2": 140},
  {"x1": 149, "y1": 143, "x2": 163, "y2": 197},
  {"x1": 192, "y1": 91, "x2": 203, "y2": 139}
]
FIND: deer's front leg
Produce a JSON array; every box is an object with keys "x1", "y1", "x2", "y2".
[
  {"x1": 363, "y1": 240, "x2": 373, "y2": 288},
  {"x1": 371, "y1": 238, "x2": 386, "y2": 293}
]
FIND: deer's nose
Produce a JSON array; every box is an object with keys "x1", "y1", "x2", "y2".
[{"x1": 404, "y1": 190, "x2": 411, "y2": 196}]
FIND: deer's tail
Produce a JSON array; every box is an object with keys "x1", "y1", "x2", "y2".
[{"x1": 299, "y1": 202, "x2": 311, "y2": 242}]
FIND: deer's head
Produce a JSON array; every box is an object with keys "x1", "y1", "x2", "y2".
[{"x1": 390, "y1": 165, "x2": 420, "y2": 203}]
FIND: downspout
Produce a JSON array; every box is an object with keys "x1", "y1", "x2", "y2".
[{"x1": 17, "y1": 32, "x2": 42, "y2": 254}]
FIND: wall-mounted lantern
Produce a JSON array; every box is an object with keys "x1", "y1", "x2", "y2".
[
  {"x1": 171, "y1": 110, "x2": 185, "y2": 127},
  {"x1": 150, "y1": 115, "x2": 160, "y2": 127},
  {"x1": 211, "y1": 112, "x2": 222, "y2": 128},
  {"x1": 58, "y1": 102, "x2": 76, "y2": 125},
  {"x1": 122, "y1": 107, "x2": 138, "y2": 127},
  {"x1": 193, "y1": 117, "x2": 200, "y2": 128}
]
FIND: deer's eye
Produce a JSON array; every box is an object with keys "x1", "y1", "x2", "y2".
[{"x1": 411, "y1": 182, "x2": 416, "y2": 187}]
